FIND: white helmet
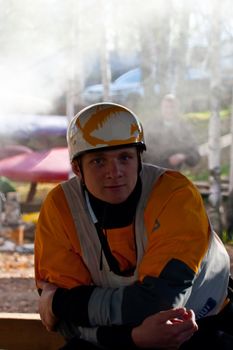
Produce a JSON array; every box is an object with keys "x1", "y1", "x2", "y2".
[{"x1": 67, "y1": 102, "x2": 146, "y2": 161}]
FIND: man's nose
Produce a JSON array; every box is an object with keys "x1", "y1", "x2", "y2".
[{"x1": 106, "y1": 159, "x2": 122, "y2": 178}]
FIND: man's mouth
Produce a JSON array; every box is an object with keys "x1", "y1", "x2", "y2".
[{"x1": 105, "y1": 184, "x2": 125, "y2": 189}]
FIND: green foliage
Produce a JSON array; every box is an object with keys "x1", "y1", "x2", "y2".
[
  {"x1": 185, "y1": 108, "x2": 230, "y2": 121},
  {"x1": 222, "y1": 230, "x2": 233, "y2": 244},
  {"x1": 11, "y1": 182, "x2": 55, "y2": 203},
  {"x1": 185, "y1": 111, "x2": 210, "y2": 121},
  {"x1": 221, "y1": 164, "x2": 230, "y2": 178},
  {"x1": 184, "y1": 169, "x2": 210, "y2": 182},
  {"x1": 185, "y1": 163, "x2": 230, "y2": 182}
]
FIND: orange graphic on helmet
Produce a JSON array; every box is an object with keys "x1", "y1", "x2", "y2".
[{"x1": 76, "y1": 105, "x2": 143, "y2": 146}]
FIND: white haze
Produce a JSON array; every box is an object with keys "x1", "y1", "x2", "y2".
[{"x1": 0, "y1": 0, "x2": 232, "y2": 116}]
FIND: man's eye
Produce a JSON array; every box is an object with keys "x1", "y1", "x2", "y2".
[
  {"x1": 120, "y1": 154, "x2": 132, "y2": 161},
  {"x1": 92, "y1": 158, "x2": 104, "y2": 165}
]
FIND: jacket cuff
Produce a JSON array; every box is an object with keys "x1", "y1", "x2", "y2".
[{"x1": 52, "y1": 285, "x2": 96, "y2": 326}]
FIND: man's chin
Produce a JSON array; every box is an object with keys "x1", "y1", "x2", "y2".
[{"x1": 102, "y1": 194, "x2": 128, "y2": 205}]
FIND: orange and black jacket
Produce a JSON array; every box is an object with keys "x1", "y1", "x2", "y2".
[{"x1": 35, "y1": 165, "x2": 229, "y2": 347}]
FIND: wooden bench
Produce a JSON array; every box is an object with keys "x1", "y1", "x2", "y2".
[
  {"x1": 0, "y1": 313, "x2": 65, "y2": 350},
  {"x1": 194, "y1": 180, "x2": 230, "y2": 199}
]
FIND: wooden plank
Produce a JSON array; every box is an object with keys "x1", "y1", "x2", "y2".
[
  {"x1": 193, "y1": 180, "x2": 230, "y2": 199},
  {"x1": 0, "y1": 313, "x2": 65, "y2": 350}
]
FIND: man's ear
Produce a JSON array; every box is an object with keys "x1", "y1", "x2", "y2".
[{"x1": 71, "y1": 160, "x2": 82, "y2": 179}]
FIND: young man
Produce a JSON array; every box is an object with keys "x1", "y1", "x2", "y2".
[{"x1": 35, "y1": 102, "x2": 232, "y2": 349}]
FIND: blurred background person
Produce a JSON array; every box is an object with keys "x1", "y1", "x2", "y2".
[{"x1": 143, "y1": 94, "x2": 201, "y2": 170}]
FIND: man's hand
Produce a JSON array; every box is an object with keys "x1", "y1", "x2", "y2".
[
  {"x1": 37, "y1": 280, "x2": 58, "y2": 332},
  {"x1": 131, "y1": 307, "x2": 198, "y2": 349}
]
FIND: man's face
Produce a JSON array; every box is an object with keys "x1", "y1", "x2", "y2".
[{"x1": 73, "y1": 147, "x2": 139, "y2": 204}]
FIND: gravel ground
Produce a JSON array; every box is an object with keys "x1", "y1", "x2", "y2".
[
  {"x1": 0, "y1": 252, "x2": 38, "y2": 313},
  {"x1": 0, "y1": 245, "x2": 233, "y2": 314}
]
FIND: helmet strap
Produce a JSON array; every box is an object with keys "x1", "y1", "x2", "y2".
[
  {"x1": 137, "y1": 148, "x2": 143, "y2": 174},
  {"x1": 75, "y1": 156, "x2": 86, "y2": 188}
]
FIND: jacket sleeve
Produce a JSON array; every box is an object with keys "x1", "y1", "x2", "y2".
[
  {"x1": 34, "y1": 185, "x2": 92, "y2": 289},
  {"x1": 51, "y1": 179, "x2": 210, "y2": 328}
]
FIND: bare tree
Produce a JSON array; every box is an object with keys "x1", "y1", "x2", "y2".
[
  {"x1": 230, "y1": 90, "x2": 233, "y2": 192},
  {"x1": 225, "y1": 89, "x2": 233, "y2": 240},
  {"x1": 207, "y1": 0, "x2": 223, "y2": 236},
  {"x1": 99, "y1": 1, "x2": 112, "y2": 101},
  {"x1": 171, "y1": 2, "x2": 190, "y2": 107},
  {"x1": 155, "y1": 0, "x2": 173, "y2": 100}
]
